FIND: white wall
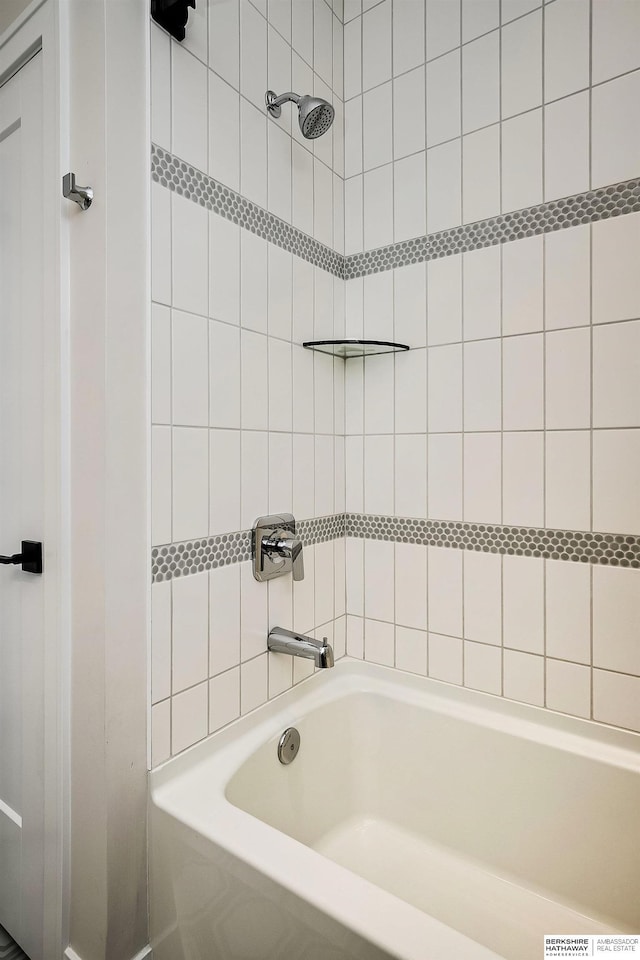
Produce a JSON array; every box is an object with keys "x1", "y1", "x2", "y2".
[{"x1": 0, "y1": 0, "x2": 33, "y2": 34}]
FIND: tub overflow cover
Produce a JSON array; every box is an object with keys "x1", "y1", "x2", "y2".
[{"x1": 277, "y1": 727, "x2": 300, "y2": 765}]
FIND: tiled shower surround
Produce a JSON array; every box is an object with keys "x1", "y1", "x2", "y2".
[{"x1": 150, "y1": 0, "x2": 640, "y2": 764}]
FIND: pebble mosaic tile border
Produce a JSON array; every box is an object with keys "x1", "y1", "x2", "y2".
[
  {"x1": 152, "y1": 514, "x2": 346, "y2": 582},
  {"x1": 151, "y1": 145, "x2": 344, "y2": 277},
  {"x1": 345, "y1": 514, "x2": 640, "y2": 568},
  {"x1": 152, "y1": 512, "x2": 640, "y2": 581},
  {"x1": 152, "y1": 146, "x2": 639, "y2": 281}
]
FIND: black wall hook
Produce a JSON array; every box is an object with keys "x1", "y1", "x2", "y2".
[{"x1": 151, "y1": 0, "x2": 196, "y2": 41}]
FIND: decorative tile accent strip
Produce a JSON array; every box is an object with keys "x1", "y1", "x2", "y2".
[
  {"x1": 151, "y1": 514, "x2": 346, "y2": 582},
  {"x1": 345, "y1": 514, "x2": 640, "y2": 568},
  {"x1": 343, "y1": 178, "x2": 640, "y2": 278},
  {"x1": 151, "y1": 144, "x2": 344, "y2": 277}
]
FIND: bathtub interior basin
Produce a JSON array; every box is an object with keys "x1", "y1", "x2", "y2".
[{"x1": 150, "y1": 660, "x2": 640, "y2": 960}]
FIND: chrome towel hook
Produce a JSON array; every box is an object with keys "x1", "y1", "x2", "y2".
[{"x1": 62, "y1": 172, "x2": 93, "y2": 211}]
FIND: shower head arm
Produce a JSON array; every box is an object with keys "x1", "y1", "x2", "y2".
[{"x1": 265, "y1": 90, "x2": 301, "y2": 118}]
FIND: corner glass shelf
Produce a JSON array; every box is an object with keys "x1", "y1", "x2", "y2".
[{"x1": 302, "y1": 339, "x2": 410, "y2": 359}]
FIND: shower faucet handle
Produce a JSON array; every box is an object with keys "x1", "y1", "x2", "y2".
[{"x1": 253, "y1": 514, "x2": 304, "y2": 583}]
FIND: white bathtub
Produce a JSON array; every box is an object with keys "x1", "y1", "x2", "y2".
[{"x1": 150, "y1": 659, "x2": 640, "y2": 960}]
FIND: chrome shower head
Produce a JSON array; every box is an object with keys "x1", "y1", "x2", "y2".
[{"x1": 266, "y1": 90, "x2": 335, "y2": 140}]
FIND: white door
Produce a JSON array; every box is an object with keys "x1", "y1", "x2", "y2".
[{"x1": 0, "y1": 49, "x2": 48, "y2": 959}]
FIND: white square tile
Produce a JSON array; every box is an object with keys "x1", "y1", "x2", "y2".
[
  {"x1": 503, "y1": 554, "x2": 544, "y2": 654},
  {"x1": 172, "y1": 193, "x2": 208, "y2": 317},
  {"x1": 394, "y1": 153, "x2": 426, "y2": 242},
  {"x1": 315, "y1": 434, "x2": 335, "y2": 517},
  {"x1": 364, "y1": 271, "x2": 393, "y2": 344},
  {"x1": 172, "y1": 311, "x2": 208, "y2": 427},
  {"x1": 293, "y1": 258, "x2": 315, "y2": 344},
  {"x1": 593, "y1": 566, "x2": 640, "y2": 675},
  {"x1": 209, "y1": 73, "x2": 240, "y2": 190},
  {"x1": 314, "y1": 0, "x2": 333, "y2": 83},
  {"x1": 426, "y1": 50, "x2": 461, "y2": 147},
  {"x1": 268, "y1": 339, "x2": 293, "y2": 433},
  {"x1": 152, "y1": 303, "x2": 171, "y2": 425},
  {"x1": 363, "y1": 81, "x2": 393, "y2": 170},
  {"x1": 267, "y1": 122, "x2": 291, "y2": 222},
  {"x1": 545, "y1": 560, "x2": 591, "y2": 665},
  {"x1": 428, "y1": 633, "x2": 463, "y2": 684},
  {"x1": 346, "y1": 540, "x2": 364, "y2": 617},
  {"x1": 463, "y1": 551, "x2": 502, "y2": 645},
  {"x1": 462, "y1": 31, "x2": 500, "y2": 133},
  {"x1": 394, "y1": 263, "x2": 427, "y2": 348},
  {"x1": 268, "y1": 650, "x2": 293, "y2": 699},
  {"x1": 292, "y1": 141, "x2": 314, "y2": 235},
  {"x1": 314, "y1": 352, "x2": 334, "y2": 434},
  {"x1": 241, "y1": 0, "x2": 267, "y2": 108},
  {"x1": 502, "y1": 235, "x2": 544, "y2": 335},
  {"x1": 152, "y1": 426, "x2": 172, "y2": 546},
  {"x1": 364, "y1": 435, "x2": 394, "y2": 514},
  {"x1": 395, "y1": 348, "x2": 427, "y2": 434},
  {"x1": 394, "y1": 67, "x2": 426, "y2": 160},
  {"x1": 210, "y1": 320, "x2": 240, "y2": 429},
  {"x1": 393, "y1": 0, "x2": 425, "y2": 75},
  {"x1": 544, "y1": 0, "x2": 589, "y2": 102},
  {"x1": 314, "y1": 160, "x2": 333, "y2": 247},
  {"x1": 427, "y1": 254, "x2": 462, "y2": 345},
  {"x1": 464, "y1": 642, "x2": 502, "y2": 695},
  {"x1": 463, "y1": 338, "x2": 501, "y2": 431},
  {"x1": 314, "y1": 539, "x2": 335, "y2": 628},
  {"x1": 151, "y1": 580, "x2": 171, "y2": 704},
  {"x1": 334, "y1": 173, "x2": 345, "y2": 252},
  {"x1": 546, "y1": 327, "x2": 591, "y2": 430},
  {"x1": 210, "y1": 0, "x2": 240, "y2": 89},
  {"x1": 544, "y1": 225, "x2": 590, "y2": 330},
  {"x1": 314, "y1": 265, "x2": 333, "y2": 339},
  {"x1": 428, "y1": 547, "x2": 463, "y2": 637},
  {"x1": 365, "y1": 618, "x2": 395, "y2": 666},
  {"x1": 592, "y1": 214, "x2": 640, "y2": 326},
  {"x1": 364, "y1": 538, "x2": 395, "y2": 623},
  {"x1": 345, "y1": 355, "x2": 364, "y2": 435},
  {"x1": 172, "y1": 44, "x2": 208, "y2": 171},
  {"x1": 395, "y1": 542, "x2": 428, "y2": 630},
  {"x1": 346, "y1": 614, "x2": 364, "y2": 659},
  {"x1": 172, "y1": 681, "x2": 208, "y2": 754},
  {"x1": 593, "y1": 321, "x2": 640, "y2": 428},
  {"x1": 462, "y1": 0, "x2": 499, "y2": 41},
  {"x1": 463, "y1": 433, "x2": 502, "y2": 523},
  {"x1": 395, "y1": 434, "x2": 428, "y2": 519},
  {"x1": 291, "y1": 0, "x2": 313, "y2": 64},
  {"x1": 151, "y1": 24, "x2": 170, "y2": 149},
  {"x1": 241, "y1": 654, "x2": 268, "y2": 714},
  {"x1": 333, "y1": 16, "x2": 345, "y2": 100},
  {"x1": 462, "y1": 125, "x2": 501, "y2": 224},
  {"x1": 269, "y1": 0, "x2": 291, "y2": 43},
  {"x1": 210, "y1": 564, "x2": 241, "y2": 675},
  {"x1": 209, "y1": 214, "x2": 240, "y2": 326},
  {"x1": 592, "y1": 0, "x2": 640, "y2": 85},
  {"x1": 428, "y1": 344, "x2": 463, "y2": 432},
  {"x1": 172, "y1": 427, "x2": 209, "y2": 541},
  {"x1": 426, "y1": 0, "x2": 461, "y2": 60},
  {"x1": 593, "y1": 670, "x2": 640, "y2": 733},
  {"x1": 362, "y1": 0, "x2": 392, "y2": 90},
  {"x1": 544, "y1": 92, "x2": 589, "y2": 201},
  {"x1": 502, "y1": 333, "x2": 544, "y2": 429},
  {"x1": 396, "y1": 626, "x2": 428, "y2": 676},
  {"x1": 241, "y1": 330, "x2": 268, "y2": 430},
  {"x1": 546, "y1": 660, "x2": 590, "y2": 719},
  {"x1": 293, "y1": 433, "x2": 315, "y2": 518},
  {"x1": 345, "y1": 175, "x2": 364, "y2": 255},
  {"x1": 240, "y1": 99, "x2": 267, "y2": 207},
  {"x1": 172, "y1": 572, "x2": 209, "y2": 693},
  {"x1": 345, "y1": 97, "x2": 363, "y2": 178},
  {"x1": 501, "y1": 10, "x2": 542, "y2": 118},
  {"x1": 210, "y1": 429, "x2": 241, "y2": 535},
  {"x1": 503, "y1": 649, "x2": 544, "y2": 706},
  {"x1": 501, "y1": 0, "x2": 540, "y2": 23},
  {"x1": 152, "y1": 182, "x2": 171, "y2": 306},
  {"x1": 364, "y1": 353, "x2": 394, "y2": 433},
  {"x1": 241, "y1": 430, "x2": 269, "y2": 528},
  {"x1": 463, "y1": 245, "x2": 501, "y2": 341},
  {"x1": 426, "y1": 140, "x2": 462, "y2": 232},
  {"x1": 240, "y1": 231, "x2": 268, "y2": 333},
  {"x1": 428, "y1": 433, "x2": 463, "y2": 520},
  {"x1": 364, "y1": 164, "x2": 394, "y2": 249},
  {"x1": 592, "y1": 71, "x2": 640, "y2": 188},
  {"x1": 209, "y1": 667, "x2": 240, "y2": 731},
  {"x1": 240, "y1": 562, "x2": 268, "y2": 662},
  {"x1": 503, "y1": 431, "x2": 544, "y2": 526},
  {"x1": 292, "y1": 348, "x2": 314, "y2": 436},
  {"x1": 267, "y1": 245, "x2": 292, "y2": 341},
  {"x1": 501, "y1": 109, "x2": 543, "y2": 212},
  {"x1": 545, "y1": 431, "x2": 591, "y2": 531},
  {"x1": 344, "y1": 17, "x2": 362, "y2": 98},
  {"x1": 151, "y1": 700, "x2": 171, "y2": 767}
]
